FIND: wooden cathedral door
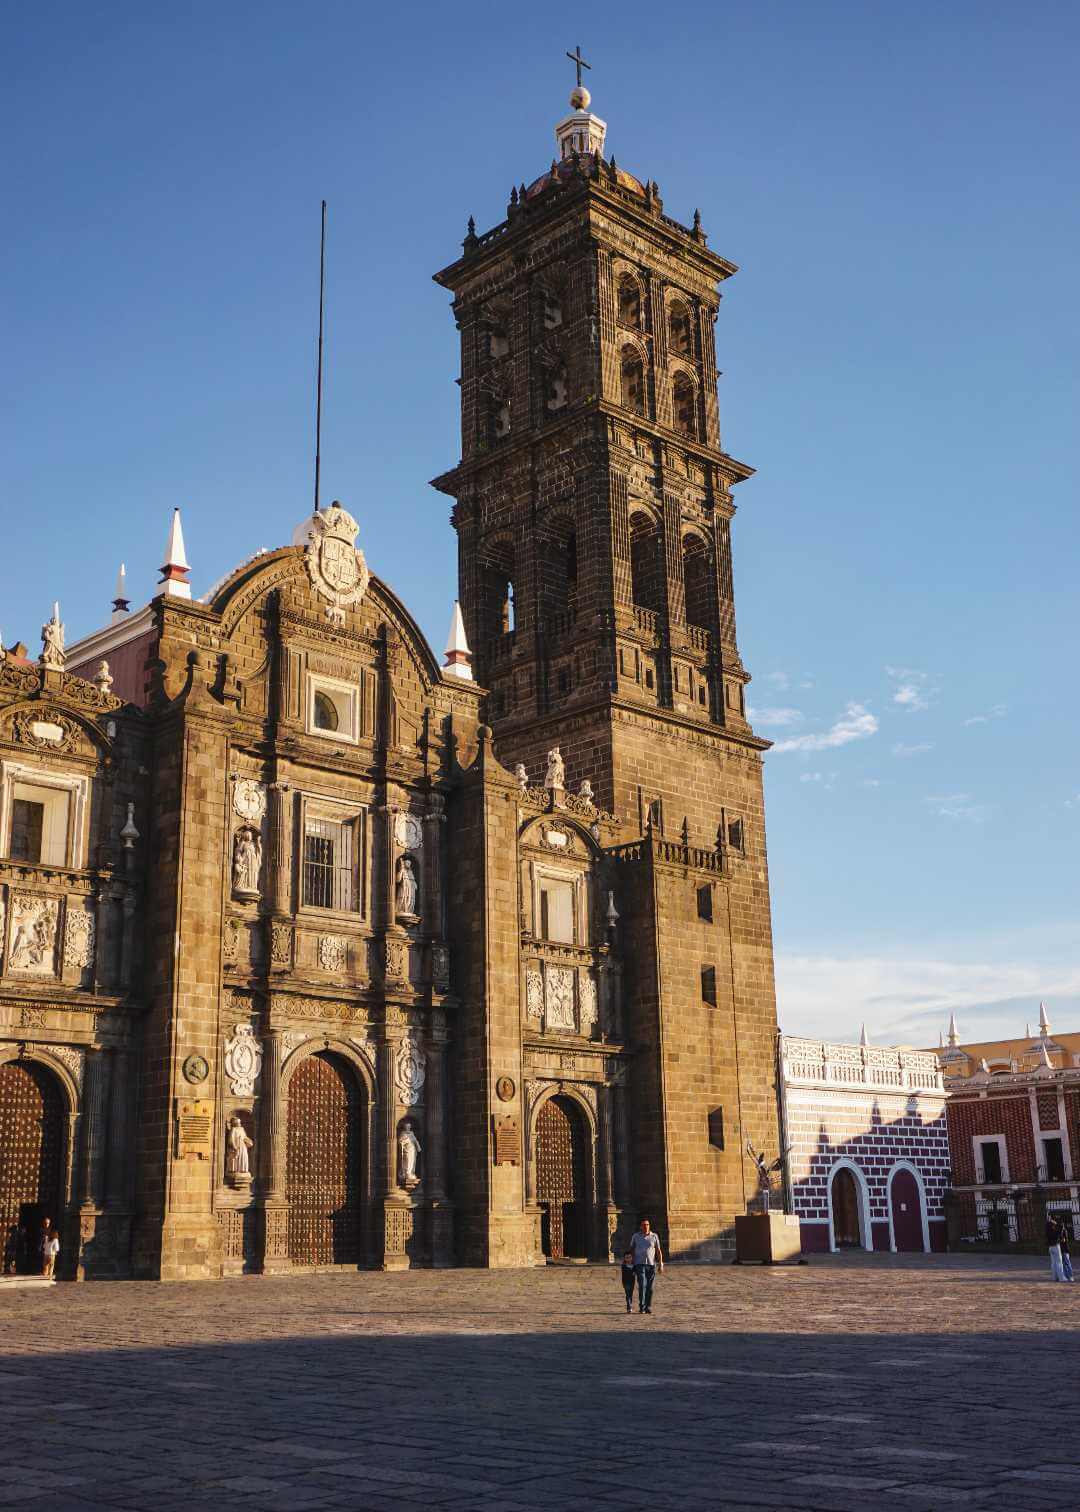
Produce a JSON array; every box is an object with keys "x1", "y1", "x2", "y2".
[{"x1": 536, "y1": 1095, "x2": 587, "y2": 1260}]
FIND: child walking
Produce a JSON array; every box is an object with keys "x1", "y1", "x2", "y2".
[{"x1": 620, "y1": 1249, "x2": 636, "y2": 1313}]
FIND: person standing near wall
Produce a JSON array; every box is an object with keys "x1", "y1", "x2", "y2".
[
  {"x1": 629, "y1": 1218, "x2": 664, "y2": 1314},
  {"x1": 1046, "y1": 1213, "x2": 1066, "y2": 1282}
]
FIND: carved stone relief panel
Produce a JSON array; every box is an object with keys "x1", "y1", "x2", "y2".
[
  {"x1": 7, "y1": 894, "x2": 60, "y2": 976},
  {"x1": 231, "y1": 777, "x2": 267, "y2": 826},
  {"x1": 270, "y1": 923, "x2": 293, "y2": 968},
  {"x1": 318, "y1": 935, "x2": 348, "y2": 973},
  {"x1": 578, "y1": 971, "x2": 598, "y2": 1036},
  {"x1": 63, "y1": 905, "x2": 96, "y2": 978},
  {"x1": 431, "y1": 944, "x2": 450, "y2": 990},
  {"x1": 525, "y1": 968, "x2": 544, "y2": 1023},
  {"x1": 545, "y1": 966, "x2": 576, "y2": 1032}
]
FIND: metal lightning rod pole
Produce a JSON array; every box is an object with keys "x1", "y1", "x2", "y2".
[{"x1": 314, "y1": 199, "x2": 327, "y2": 515}]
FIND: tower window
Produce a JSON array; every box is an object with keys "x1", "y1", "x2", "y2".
[
  {"x1": 727, "y1": 817, "x2": 745, "y2": 853},
  {"x1": 557, "y1": 667, "x2": 571, "y2": 696},
  {"x1": 621, "y1": 348, "x2": 646, "y2": 415},
  {"x1": 477, "y1": 539, "x2": 516, "y2": 643},
  {"x1": 493, "y1": 398, "x2": 511, "y2": 440},
  {"x1": 618, "y1": 276, "x2": 642, "y2": 328},
  {"x1": 696, "y1": 884, "x2": 713, "y2": 923},
  {"x1": 673, "y1": 372, "x2": 697, "y2": 439},
  {"x1": 1043, "y1": 1138, "x2": 1066, "y2": 1182},
  {"x1": 488, "y1": 326, "x2": 509, "y2": 359},
  {"x1": 629, "y1": 511, "x2": 663, "y2": 614},
  {"x1": 669, "y1": 301, "x2": 693, "y2": 356},
  {"x1": 545, "y1": 362, "x2": 568, "y2": 412},
  {"x1": 701, "y1": 965, "x2": 717, "y2": 1006},
  {"x1": 682, "y1": 534, "x2": 713, "y2": 631}
]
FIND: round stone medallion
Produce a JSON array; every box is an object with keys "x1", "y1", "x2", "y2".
[
  {"x1": 495, "y1": 1076, "x2": 516, "y2": 1103},
  {"x1": 182, "y1": 1053, "x2": 210, "y2": 1085}
]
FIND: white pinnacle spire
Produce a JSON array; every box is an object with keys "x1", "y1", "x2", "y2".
[
  {"x1": 947, "y1": 1012, "x2": 959, "y2": 1048},
  {"x1": 111, "y1": 561, "x2": 130, "y2": 623},
  {"x1": 859, "y1": 1023, "x2": 868, "y2": 1048},
  {"x1": 1039, "y1": 1001, "x2": 1050, "y2": 1037},
  {"x1": 442, "y1": 600, "x2": 473, "y2": 681},
  {"x1": 938, "y1": 1029, "x2": 944, "y2": 1049},
  {"x1": 156, "y1": 508, "x2": 192, "y2": 600},
  {"x1": 1040, "y1": 1041, "x2": 1054, "y2": 1070}
]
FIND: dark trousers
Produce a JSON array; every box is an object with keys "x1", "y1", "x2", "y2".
[
  {"x1": 622, "y1": 1268, "x2": 636, "y2": 1306},
  {"x1": 635, "y1": 1263, "x2": 656, "y2": 1310}
]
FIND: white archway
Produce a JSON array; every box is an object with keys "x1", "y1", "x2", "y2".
[
  {"x1": 825, "y1": 1157, "x2": 873, "y2": 1253},
  {"x1": 886, "y1": 1159, "x2": 930, "y2": 1253}
]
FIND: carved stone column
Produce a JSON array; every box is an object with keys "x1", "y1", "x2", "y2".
[
  {"x1": 105, "y1": 1048, "x2": 130, "y2": 1208},
  {"x1": 423, "y1": 798, "x2": 446, "y2": 940},
  {"x1": 382, "y1": 795, "x2": 401, "y2": 930},
  {"x1": 612, "y1": 1080, "x2": 631, "y2": 1208},
  {"x1": 425, "y1": 1017, "x2": 453, "y2": 1266},
  {"x1": 120, "y1": 889, "x2": 138, "y2": 993},
  {"x1": 268, "y1": 781, "x2": 293, "y2": 916},
  {"x1": 379, "y1": 1028, "x2": 411, "y2": 1271},
  {"x1": 80, "y1": 1048, "x2": 112, "y2": 1210},
  {"x1": 598, "y1": 1083, "x2": 618, "y2": 1261},
  {"x1": 260, "y1": 1029, "x2": 290, "y2": 1273}
]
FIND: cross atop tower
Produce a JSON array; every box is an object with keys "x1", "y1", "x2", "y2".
[{"x1": 566, "y1": 44, "x2": 591, "y2": 90}]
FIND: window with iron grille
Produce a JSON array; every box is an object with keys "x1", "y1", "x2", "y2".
[{"x1": 302, "y1": 815, "x2": 358, "y2": 912}]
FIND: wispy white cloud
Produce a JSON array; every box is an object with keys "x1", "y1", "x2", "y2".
[
  {"x1": 925, "y1": 792, "x2": 989, "y2": 823},
  {"x1": 771, "y1": 703, "x2": 878, "y2": 755},
  {"x1": 747, "y1": 705, "x2": 804, "y2": 728},
  {"x1": 764, "y1": 671, "x2": 791, "y2": 691},
  {"x1": 776, "y1": 947, "x2": 1080, "y2": 1045},
  {"x1": 862, "y1": 778, "x2": 881, "y2": 788},
  {"x1": 964, "y1": 703, "x2": 1008, "y2": 727},
  {"x1": 886, "y1": 665, "x2": 937, "y2": 714},
  {"x1": 891, "y1": 741, "x2": 934, "y2": 758}
]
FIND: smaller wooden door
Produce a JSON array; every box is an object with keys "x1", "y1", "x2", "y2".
[
  {"x1": 890, "y1": 1168, "x2": 924, "y2": 1252},
  {"x1": 536, "y1": 1097, "x2": 587, "y2": 1259},
  {"x1": 831, "y1": 1168, "x2": 862, "y2": 1249}
]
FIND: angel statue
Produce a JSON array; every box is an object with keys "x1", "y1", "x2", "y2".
[{"x1": 745, "y1": 1139, "x2": 791, "y2": 1212}]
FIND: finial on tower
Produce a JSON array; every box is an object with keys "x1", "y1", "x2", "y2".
[
  {"x1": 156, "y1": 508, "x2": 192, "y2": 600},
  {"x1": 859, "y1": 1022, "x2": 869, "y2": 1048},
  {"x1": 111, "y1": 562, "x2": 130, "y2": 623},
  {"x1": 442, "y1": 601, "x2": 473, "y2": 681},
  {"x1": 1039, "y1": 1001, "x2": 1051, "y2": 1036},
  {"x1": 947, "y1": 1011, "x2": 960, "y2": 1048},
  {"x1": 556, "y1": 44, "x2": 606, "y2": 162}
]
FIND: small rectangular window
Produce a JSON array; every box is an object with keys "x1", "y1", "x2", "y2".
[
  {"x1": 727, "y1": 817, "x2": 745, "y2": 853},
  {"x1": 701, "y1": 965, "x2": 717, "y2": 1006},
  {"x1": 539, "y1": 879, "x2": 575, "y2": 943},
  {"x1": 697, "y1": 684, "x2": 707, "y2": 706},
  {"x1": 644, "y1": 667, "x2": 655, "y2": 690},
  {"x1": 303, "y1": 816, "x2": 358, "y2": 911},
  {"x1": 9, "y1": 799, "x2": 44, "y2": 863},
  {"x1": 980, "y1": 1141, "x2": 1003, "y2": 1184},
  {"x1": 708, "y1": 1107, "x2": 725, "y2": 1150},
  {"x1": 1043, "y1": 1138, "x2": 1066, "y2": 1182},
  {"x1": 696, "y1": 884, "x2": 713, "y2": 923}
]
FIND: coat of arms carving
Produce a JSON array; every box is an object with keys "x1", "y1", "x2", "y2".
[{"x1": 305, "y1": 502, "x2": 370, "y2": 622}]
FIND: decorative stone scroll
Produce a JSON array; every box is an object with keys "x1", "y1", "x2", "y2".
[
  {"x1": 395, "y1": 1037, "x2": 426, "y2": 1105},
  {"x1": 224, "y1": 1024, "x2": 263, "y2": 1096}
]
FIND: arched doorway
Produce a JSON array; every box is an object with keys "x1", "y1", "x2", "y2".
[
  {"x1": 889, "y1": 1167, "x2": 925, "y2": 1253},
  {"x1": 536, "y1": 1095, "x2": 588, "y2": 1260},
  {"x1": 830, "y1": 1166, "x2": 863, "y2": 1249},
  {"x1": 286, "y1": 1052, "x2": 363, "y2": 1268},
  {"x1": 0, "y1": 1059, "x2": 64, "y2": 1274}
]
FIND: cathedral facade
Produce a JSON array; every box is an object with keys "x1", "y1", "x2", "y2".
[{"x1": 0, "y1": 83, "x2": 781, "y2": 1280}]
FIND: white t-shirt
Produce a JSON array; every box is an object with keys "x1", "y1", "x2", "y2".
[
  {"x1": 45, "y1": 1237, "x2": 60, "y2": 1258},
  {"x1": 629, "y1": 1231, "x2": 661, "y2": 1265}
]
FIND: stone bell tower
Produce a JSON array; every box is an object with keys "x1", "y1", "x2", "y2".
[{"x1": 433, "y1": 64, "x2": 782, "y2": 1259}]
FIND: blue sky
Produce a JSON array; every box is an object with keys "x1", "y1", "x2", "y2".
[{"x1": 5, "y1": 3, "x2": 1078, "y2": 1044}]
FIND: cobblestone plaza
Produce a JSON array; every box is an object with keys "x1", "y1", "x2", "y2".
[{"x1": 3, "y1": 1254, "x2": 1077, "y2": 1511}]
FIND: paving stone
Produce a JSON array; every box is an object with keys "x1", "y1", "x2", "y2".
[{"x1": 0, "y1": 1254, "x2": 1077, "y2": 1511}]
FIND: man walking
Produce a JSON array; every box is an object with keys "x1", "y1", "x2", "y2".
[
  {"x1": 629, "y1": 1217, "x2": 664, "y2": 1314},
  {"x1": 1046, "y1": 1213, "x2": 1066, "y2": 1282}
]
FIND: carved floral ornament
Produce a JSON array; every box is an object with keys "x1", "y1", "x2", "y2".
[
  {"x1": 63, "y1": 908, "x2": 96, "y2": 971},
  {"x1": 9, "y1": 709, "x2": 81, "y2": 753},
  {"x1": 231, "y1": 777, "x2": 266, "y2": 824},
  {"x1": 304, "y1": 502, "x2": 370, "y2": 621},
  {"x1": 224, "y1": 1023, "x2": 263, "y2": 1096}
]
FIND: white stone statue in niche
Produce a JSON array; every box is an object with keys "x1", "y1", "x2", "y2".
[
  {"x1": 225, "y1": 1114, "x2": 254, "y2": 1185},
  {"x1": 578, "y1": 778, "x2": 594, "y2": 805},
  {"x1": 398, "y1": 1120, "x2": 422, "y2": 1189},
  {"x1": 395, "y1": 854, "x2": 418, "y2": 917},
  {"x1": 232, "y1": 826, "x2": 262, "y2": 898},
  {"x1": 544, "y1": 746, "x2": 565, "y2": 791},
  {"x1": 514, "y1": 763, "x2": 529, "y2": 792}
]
